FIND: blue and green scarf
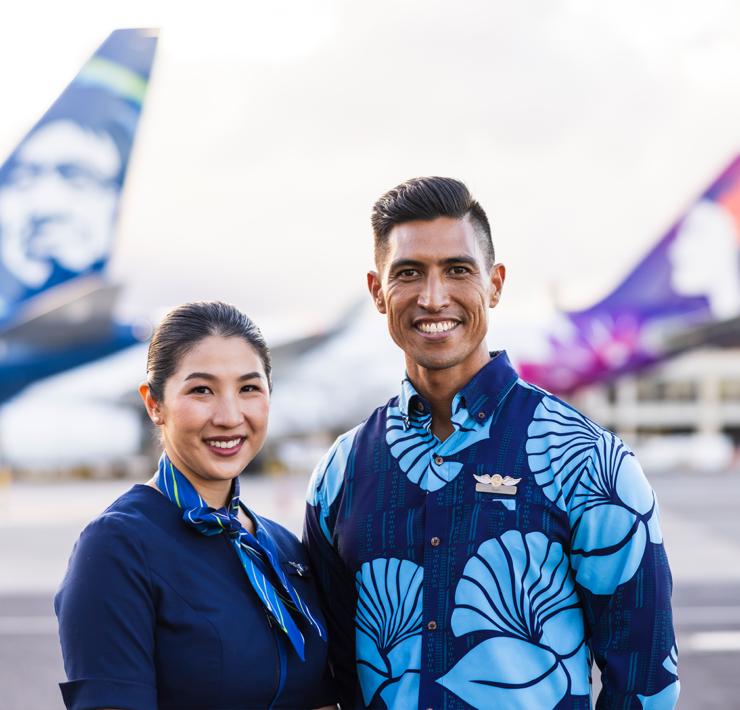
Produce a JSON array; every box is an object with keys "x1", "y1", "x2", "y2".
[{"x1": 155, "y1": 454, "x2": 326, "y2": 660}]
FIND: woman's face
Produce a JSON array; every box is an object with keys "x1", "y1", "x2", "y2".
[{"x1": 158, "y1": 335, "x2": 270, "y2": 490}]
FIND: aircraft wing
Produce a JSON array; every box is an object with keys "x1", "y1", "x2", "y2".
[
  {"x1": 269, "y1": 298, "x2": 366, "y2": 377},
  {"x1": 0, "y1": 276, "x2": 122, "y2": 347}
]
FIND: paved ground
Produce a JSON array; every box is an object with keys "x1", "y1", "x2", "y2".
[{"x1": 0, "y1": 470, "x2": 738, "y2": 709}]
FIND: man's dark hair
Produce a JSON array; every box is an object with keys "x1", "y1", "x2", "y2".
[
  {"x1": 147, "y1": 300, "x2": 272, "y2": 402},
  {"x1": 371, "y1": 177, "x2": 494, "y2": 270}
]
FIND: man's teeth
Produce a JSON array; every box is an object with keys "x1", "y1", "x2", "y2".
[
  {"x1": 207, "y1": 439, "x2": 242, "y2": 449},
  {"x1": 417, "y1": 321, "x2": 457, "y2": 334}
]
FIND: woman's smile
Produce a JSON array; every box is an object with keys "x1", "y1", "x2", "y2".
[{"x1": 204, "y1": 436, "x2": 246, "y2": 456}]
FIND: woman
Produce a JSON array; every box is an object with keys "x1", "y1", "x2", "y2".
[{"x1": 55, "y1": 301, "x2": 337, "y2": 710}]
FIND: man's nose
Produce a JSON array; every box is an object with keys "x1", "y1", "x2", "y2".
[
  {"x1": 417, "y1": 272, "x2": 450, "y2": 312},
  {"x1": 212, "y1": 395, "x2": 243, "y2": 428}
]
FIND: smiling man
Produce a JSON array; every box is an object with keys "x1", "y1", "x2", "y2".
[{"x1": 304, "y1": 177, "x2": 679, "y2": 710}]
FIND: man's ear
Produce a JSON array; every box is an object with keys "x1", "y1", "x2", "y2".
[
  {"x1": 367, "y1": 271, "x2": 387, "y2": 314},
  {"x1": 489, "y1": 263, "x2": 506, "y2": 308}
]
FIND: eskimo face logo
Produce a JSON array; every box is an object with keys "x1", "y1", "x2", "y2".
[{"x1": 0, "y1": 120, "x2": 121, "y2": 289}]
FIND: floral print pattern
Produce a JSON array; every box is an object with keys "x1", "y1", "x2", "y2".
[
  {"x1": 355, "y1": 558, "x2": 423, "y2": 708},
  {"x1": 439, "y1": 531, "x2": 589, "y2": 709},
  {"x1": 306, "y1": 424, "x2": 361, "y2": 541},
  {"x1": 526, "y1": 397, "x2": 661, "y2": 594},
  {"x1": 386, "y1": 405, "x2": 491, "y2": 492}
]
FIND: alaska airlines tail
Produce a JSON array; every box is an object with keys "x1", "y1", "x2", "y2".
[
  {"x1": 0, "y1": 29, "x2": 157, "y2": 402},
  {"x1": 519, "y1": 156, "x2": 740, "y2": 393}
]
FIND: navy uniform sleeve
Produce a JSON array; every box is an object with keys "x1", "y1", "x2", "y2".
[
  {"x1": 55, "y1": 512, "x2": 157, "y2": 710},
  {"x1": 303, "y1": 426, "x2": 361, "y2": 710},
  {"x1": 568, "y1": 431, "x2": 680, "y2": 709}
]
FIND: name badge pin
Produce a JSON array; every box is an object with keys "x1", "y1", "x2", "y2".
[{"x1": 474, "y1": 473, "x2": 521, "y2": 495}]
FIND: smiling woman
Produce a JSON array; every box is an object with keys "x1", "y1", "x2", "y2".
[{"x1": 54, "y1": 301, "x2": 337, "y2": 710}]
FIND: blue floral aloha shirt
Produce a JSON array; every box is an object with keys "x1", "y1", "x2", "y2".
[{"x1": 304, "y1": 351, "x2": 679, "y2": 710}]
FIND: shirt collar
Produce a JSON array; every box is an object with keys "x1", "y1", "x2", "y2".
[{"x1": 398, "y1": 351, "x2": 519, "y2": 426}]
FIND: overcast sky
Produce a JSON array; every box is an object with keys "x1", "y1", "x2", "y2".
[{"x1": 2, "y1": 0, "x2": 740, "y2": 338}]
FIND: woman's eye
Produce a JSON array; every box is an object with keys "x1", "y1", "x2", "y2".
[
  {"x1": 241, "y1": 385, "x2": 258, "y2": 393},
  {"x1": 191, "y1": 386, "x2": 211, "y2": 394}
]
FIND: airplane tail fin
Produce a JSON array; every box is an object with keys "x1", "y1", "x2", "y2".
[
  {"x1": 519, "y1": 156, "x2": 740, "y2": 392},
  {"x1": 577, "y1": 156, "x2": 740, "y2": 323},
  {"x1": 0, "y1": 28, "x2": 158, "y2": 323}
]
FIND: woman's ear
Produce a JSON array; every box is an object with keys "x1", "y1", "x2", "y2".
[{"x1": 139, "y1": 382, "x2": 162, "y2": 424}]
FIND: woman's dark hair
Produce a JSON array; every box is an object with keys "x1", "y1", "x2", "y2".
[
  {"x1": 147, "y1": 301, "x2": 272, "y2": 402},
  {"x1": 371, "y1": 176, "x2": 494, "y2": 270}
]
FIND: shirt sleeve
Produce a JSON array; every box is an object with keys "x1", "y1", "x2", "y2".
[
  {"x1": 569, "y1": 430, "x2": 680, "y2": 709},
  {"x1": 303, "y1": 427, "x2": 361, "y2": 710},
  {"x1": 55, "y1": 512, "x2": 157, "y2": 710}
]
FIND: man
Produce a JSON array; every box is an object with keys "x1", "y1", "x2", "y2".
[{"x1": 304, "y1": 177, "x2": 679, "y2": 710}]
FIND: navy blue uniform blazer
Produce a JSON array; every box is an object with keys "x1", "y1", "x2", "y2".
[{"x1": 56, "y1": 484, "x2": 335, "y2": 710}]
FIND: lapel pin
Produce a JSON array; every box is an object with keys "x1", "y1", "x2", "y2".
[
  {"x1": 287, "y1": 561, "x2": 308, "y2": 576},
  {"x1": 474, "y1": 473, "x2": 521, "y2": 495}
]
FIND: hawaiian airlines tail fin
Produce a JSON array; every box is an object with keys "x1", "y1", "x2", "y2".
[
  {"x1": 0, "y1": 29, "x2": 157, "y2": 402},
  {"x1": 519, "y1": 156, "x2": 740, "y2": 392}
]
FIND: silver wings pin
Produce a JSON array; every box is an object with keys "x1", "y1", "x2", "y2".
[{"x1": 473, "y1": 473, "x2": 521, "y2": 495}]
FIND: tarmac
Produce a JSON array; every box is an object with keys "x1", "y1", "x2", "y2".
[{"x1": 0, "y1": 469, "x2": 738, "y2": 710}]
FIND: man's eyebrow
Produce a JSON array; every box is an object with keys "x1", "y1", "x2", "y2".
[
  {"x1": 183, "y1": 371, "x2": 263, "y2": 382},
  {"x1": 440, "y1": 254, "x2": 478, "y2": 267},
  {"x1": 389, "y1": 259, "x2": 425, "y2": 271}
]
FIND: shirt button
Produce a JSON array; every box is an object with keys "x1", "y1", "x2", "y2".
[
  {"x1": 428, "y1": 621, "x2": 438, "y2": 630},
  {"x1": 478, "y1": 411, "x2": 486, "y2": 419},
  {"x1": 431, "y1": 536, "x2": 441, "y2": 546},
  {"x1": 417, "y1": 402, "x2": 425, "y2": 412},
  {"x1": 434, "y1": 456, "x2": 443, "y2": 465}
]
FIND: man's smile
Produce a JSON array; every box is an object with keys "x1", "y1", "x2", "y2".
[{"x1": 414, "y1": 319, "x2": 460, "y2": 335}]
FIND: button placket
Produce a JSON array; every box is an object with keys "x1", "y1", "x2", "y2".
[{"x1": 420, "y1": 474, "x2": 448, "y2": 710}]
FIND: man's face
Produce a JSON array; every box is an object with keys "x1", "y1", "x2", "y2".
[
  {"x1": 368, "y1": 217, "x2": 505, "y2": 372},
  {"x1": 0, "y1": 120, "x2": 121, "y2": 289}
]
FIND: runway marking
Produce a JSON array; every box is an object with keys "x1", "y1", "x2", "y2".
[
  {"x1": 682, "y1": 631, "x2": 740, "y2": 652},
  {"x1": 0, "y1": 616, "x2": 57, "y2": 635},
  {"x1": 673, "y1": 606, "x2": 740, "y2": 625}
]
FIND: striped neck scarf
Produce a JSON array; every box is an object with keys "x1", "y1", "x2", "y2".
[{"x1": 155, "y1": 454, "x2": 326, "y2": 660}]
